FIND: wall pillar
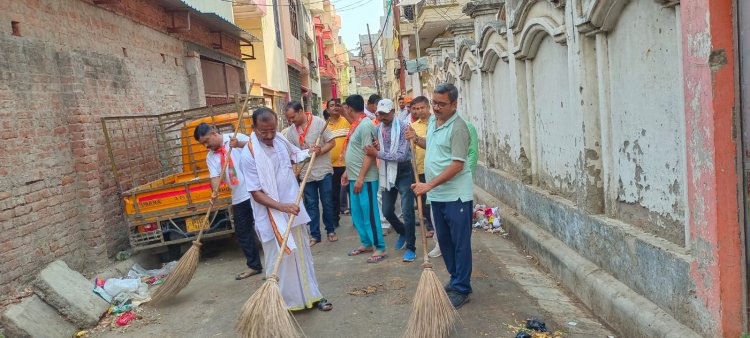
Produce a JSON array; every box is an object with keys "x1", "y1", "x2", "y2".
[{"x1": 681, "y1": 0, "x2": 743, "y2": 336}]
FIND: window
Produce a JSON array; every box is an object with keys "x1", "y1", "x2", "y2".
[
  {"x1": 272, "y1": 0, "x2": 281, "y2": 48},
  {"x1": 289, "y1": 0, "x2": 299, "y2": 39}
]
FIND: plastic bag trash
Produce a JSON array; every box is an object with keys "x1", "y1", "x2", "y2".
[
  {"x1": 515, "y1": 331, "x2": 532, "y2": 338},
  {"x1": 526, "y1": 319, "x2": 548, "y2": 332},
  {"x1": 93, "y1": 286, "x2": 113, "y2": 303},
  {"x1": 568, "y1": 321, "x2": 577, "y2": 326},
  {"x1": 127, "y1": 261, "x2": 177, "y2": 279},
  {"x1": 115, "y1": 312, "x2": 137, "y2": 326},
  {"x1": 103, "y1": 278, "x2": 149, "y2": 305}
]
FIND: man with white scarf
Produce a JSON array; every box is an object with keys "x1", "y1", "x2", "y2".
[
  {"x1": 364, "y1": 99, "x2": 417, "y2": 262},
  {"x1": 239, "y1": 107, "x2": 332, "y2": 312}
]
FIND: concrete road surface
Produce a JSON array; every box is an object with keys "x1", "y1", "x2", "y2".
[{"x1": 94, "y1": 216, "x2": 615, "y2": 338}]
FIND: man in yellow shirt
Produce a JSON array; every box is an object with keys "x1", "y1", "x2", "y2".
[
  {"x1": 410, "y1": 96, "x2": 433, "y2": 238},
  {"x1": 327, "y1": 98, "x2": 351, "y2": 225}
]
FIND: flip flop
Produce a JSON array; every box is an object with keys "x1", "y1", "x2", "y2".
[
  {"x1": 327, "y1": 233, "x2": 338, "y2": 242},
  {"x1": 310, "y1": 239, "x2": 321, "y2": 247},
  {"x1": 367, "y1": 254, "x2": 388, "y2": 264},
  {"x1": 235, "y1": 269, "x2": 262, "y2": 280},
  {"x1": 348, "y1": 247, "x2": 373, "y2": 256},
  {"x1": 317, "y1": 298, "x2": 333, "y2": 311}
]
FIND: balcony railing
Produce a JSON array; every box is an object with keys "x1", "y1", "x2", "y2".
[{"x1": 416, "y1": 0, "x2": 458, "y2": 17}]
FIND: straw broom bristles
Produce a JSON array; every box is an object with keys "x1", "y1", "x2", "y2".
[
  {"x1": 403, "y1": 139, "x2": 460, "y2": 338},
  {"x1": 235, "y1": 136, "x2": 321, "y2": 338},
  {"x1": 403, "y1": 267, "x2": 459, "y2": 338},
  {"x1": 150, "y1": 84, "x2": 255, "y2": 304},
  {"x1": 150, "y1": 240, "x2": 201, "y2": 303},
  {"x1": 236, "y1": 277, "x2": 302, "y2": 338}
]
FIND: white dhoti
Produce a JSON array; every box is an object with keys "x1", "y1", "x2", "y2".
[{"x1": 262, "y1": 226, "x2": 323, "y2": 310}]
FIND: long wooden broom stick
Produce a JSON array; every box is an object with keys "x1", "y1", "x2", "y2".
[
  {"x1": 236, "y1": 136, "x2": 322, "y2": 338},
  {"x1": 151, "y1": 81, "x2": 255, "y2": 303},
  {"x1": 403, "y1": 139, "x2": 459, "y2": 338}
]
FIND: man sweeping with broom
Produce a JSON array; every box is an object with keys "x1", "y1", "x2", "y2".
[
  {"x1": 238, "y1": 107, "x2": 333, "y2": 313},
  {"x1": 406, "y1": 83, "x2": 474, "y2": 310}
]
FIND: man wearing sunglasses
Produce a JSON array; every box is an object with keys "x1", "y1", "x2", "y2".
[{"x1": 405, "y1": 83, "x2": 474, "y2": 309}]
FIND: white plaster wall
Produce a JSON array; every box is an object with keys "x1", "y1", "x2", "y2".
[
  {"x1": 606, "y1": 1, "x2": 686, "y2": 243},
  {"x1": 532, "y1": 37, "x2": 581, "y2": 196},
  {"x1": 492, "y1": 60, "x2": 522, "y2": 167},
  {"x1": 465, "y1": 73, "x2": 483, "y2": 127}
]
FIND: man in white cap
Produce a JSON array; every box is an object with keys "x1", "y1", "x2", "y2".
[{"x1": 364, "y1": 99, "x2": 417, "y2": 262}]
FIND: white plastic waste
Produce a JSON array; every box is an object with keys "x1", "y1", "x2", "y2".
[
  {"x1": 127, "y1": 261, "x2": 177, "y2": 279},
  {"x1": 103, "y1": 278, "x2": 150, "y2": 305}
]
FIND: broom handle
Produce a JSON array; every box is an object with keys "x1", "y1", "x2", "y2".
[
  {"x1": 409, "y1": 140, "x2": 432, "y2": 268},
  {"x1": 196, "y1": 80, "x2": 255, "y2": 242},
  {"x1": 270, "y1": 135, "x2": 322, "y2": 278}
]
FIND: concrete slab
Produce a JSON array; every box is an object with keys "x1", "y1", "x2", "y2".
[
  {"x1": 1, "y1": 295, "x2": 77, "y2": 337},
  {"x1": 34, "y1": 260, "x2": 109, "y2": 327}
]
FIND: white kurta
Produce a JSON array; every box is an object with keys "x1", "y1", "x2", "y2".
[{"x1": 240, "y1": 133, "x2": 323, "y2": 310}]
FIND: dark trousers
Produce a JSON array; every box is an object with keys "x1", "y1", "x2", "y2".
[
  {"x1": 232, "y1": 199, "x2": 262, "y2": 271},
  {"x1": 432, "y1": 198, "x2": 473, "y2": 295},
  {"x1": 381, "y1": 161, "x2": 416, "y2": 251},
  {"x1": 332, "y1": 166, "x2": 347, "y2": 224},
  {"x1": 418, "y1": 173, "x2": 433, "y2": 231},
  {"x1": 304, "y1": 173, "x2": 337, "y2": 241}
]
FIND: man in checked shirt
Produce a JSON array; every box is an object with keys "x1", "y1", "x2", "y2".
[{"x1": 364, "y1": 99, "x2": 417, "y2": 262}]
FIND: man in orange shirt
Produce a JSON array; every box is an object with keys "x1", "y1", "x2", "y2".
[{"x1": 327, "y1": 98, "x2": 351, "y2": 222}]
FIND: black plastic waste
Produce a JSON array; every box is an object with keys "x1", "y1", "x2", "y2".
[
  {"x1": 515, "y1": 331, "x2": 532, "y2": 338},
  {"x1": 526, "y1": 319, "x2": 548, "y2": 332}
]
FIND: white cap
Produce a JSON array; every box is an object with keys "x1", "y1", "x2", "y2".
[{"x1": 376, "y1": 99, "x2": 395, "y2": 113}]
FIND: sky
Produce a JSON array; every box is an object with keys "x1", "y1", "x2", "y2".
[{"x1": 336, "y1": 0, "x2": 386, "y2": 53}]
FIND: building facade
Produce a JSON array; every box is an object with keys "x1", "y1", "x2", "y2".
[
  {"x1": 0, "y1": 0, "x2": 255, "y2": 296},
  {"x1": 421, "y1": 0, "x2": 745, "y2": 336}
]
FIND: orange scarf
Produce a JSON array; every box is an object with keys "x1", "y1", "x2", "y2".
[
  {"x1": 339, "y1": 113, "x2": 366, "y2": 165},
  {"x1": 214, "y1": 146, "x2": 239, "y2": 187}
]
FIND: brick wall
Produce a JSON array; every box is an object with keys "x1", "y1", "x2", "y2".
[{"x1": 0, "y1": 0, "x2": 237, "y2": 296}]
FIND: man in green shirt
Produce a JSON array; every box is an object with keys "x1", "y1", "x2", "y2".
[
  {"x1": 342, "y1": 95, "x2": 387, "y2": 264},
  {"x1": 406, "y1": 83, "x2": 473, "y2": 309}
]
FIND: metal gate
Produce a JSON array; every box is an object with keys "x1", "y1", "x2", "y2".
[{"x1": 288, "y1": 66, "x2": 302, "y2": 103}]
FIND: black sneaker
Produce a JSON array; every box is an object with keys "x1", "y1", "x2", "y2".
[
  {"x1": 447, "y1": 291, "x2": 469, "y2": 309},
  {"x1": 444, "y1": 282, "x2": 454, "y2": 293}
]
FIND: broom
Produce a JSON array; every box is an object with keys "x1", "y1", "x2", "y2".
[
  {"x1": 151, "y1": 84, "x2": 255, "y2": 303},
  {"x1": 403, "y1": 140, "x2": 459, "y2": 338},
  {"x1": 236, "y1": 136, "x2": 322, "y2": 338}
]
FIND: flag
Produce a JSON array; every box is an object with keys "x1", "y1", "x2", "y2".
[{"x1": 394, "y1": 27, "x2": 400, "y2": 52}]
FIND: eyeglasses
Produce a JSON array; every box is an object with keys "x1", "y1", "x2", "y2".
[{"x1": 430, "y1": 100, "x2": 451, "y2": 108}]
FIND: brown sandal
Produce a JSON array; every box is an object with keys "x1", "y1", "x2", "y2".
[
  {"x1": 327, "y1": 233, "x2": 338, "y2": 242},
  {"x1": 235, "y1": 269, "x2": 262, "y2": 280}
]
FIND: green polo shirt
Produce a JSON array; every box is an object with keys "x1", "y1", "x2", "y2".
[
  {"x1": 424, "y1": 113, "x2": 473, "y2": 203},
  {"x1": 345, "y1": 117, "x2": 379, "y2": 182}
]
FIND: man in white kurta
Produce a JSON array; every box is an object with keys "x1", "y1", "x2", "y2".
[{"x1": 239, "y1": 108, "x2": 332, "y2": 311}]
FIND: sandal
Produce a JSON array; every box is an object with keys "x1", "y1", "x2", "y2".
[
  {"x1": 316, "y1": 298, "x2": 333, "y2": 311},
  {"x1": 348, "y1": 247, "x2": 373, "y2": 256},
  {"x1": 310, "y1": 239, "x2": 321, "y2": 247},
  {"x1": 341, "y1": 209, "x2": 350, "y2": 215},
  {"x1": 367, "y1": 254, "x2": 388, "y2": 264},
  {"x1": 327, "y1": 233, "x2": 338, "y2": 242},
  {"x1": 235, "y1": 269, "x2": 262, "y2": 280}
]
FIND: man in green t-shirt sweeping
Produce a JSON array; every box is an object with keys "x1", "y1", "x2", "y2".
[{"x1": 406, "y1": 83, "x2": 474, "y2": 309}]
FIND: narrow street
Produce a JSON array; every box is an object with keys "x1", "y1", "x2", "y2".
[{"x1": 95, "y1": 218, "x2": 614, "y2": 338}]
